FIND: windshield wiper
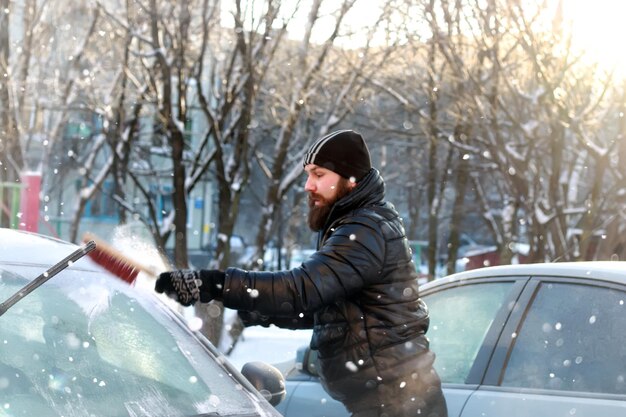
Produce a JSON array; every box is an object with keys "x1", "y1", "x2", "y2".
[{"x1": 0, "y1": 240, "x2": 96, "y2": 316}]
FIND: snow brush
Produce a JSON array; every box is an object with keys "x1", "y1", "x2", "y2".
[
  {"x1": 0, "y1": 240, "x2": 96, "y2": 316},
  {"x1": 82, "y1": 232, "x2": 157, "y2": 284}
]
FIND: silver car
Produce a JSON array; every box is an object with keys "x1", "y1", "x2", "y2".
[
  {"x1": 0, "y1": 228, "x2": 284, "y2": 417},
  {"x1": 276, "y1": 262, "x2": 626, "y2": 417}
]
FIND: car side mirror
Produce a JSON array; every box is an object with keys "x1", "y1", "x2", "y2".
[
  {"x1": 296, "y1": 346, "x2": 320, "y2": 377},
  {"x1": 241, "y1": 361, "x2": 286, "y2": 406}
]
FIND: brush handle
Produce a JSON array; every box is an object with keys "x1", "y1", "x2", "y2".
[{"x1": 0, "y1": 240, "x2": 96, "y2": 317}]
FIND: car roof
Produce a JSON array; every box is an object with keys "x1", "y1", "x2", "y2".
[
  {"x1": 0, "y1": 228, "x2": 101, "y2": 271},
  {"x1": 420, "y1": 261, "x2": 626, "y2": 291}
]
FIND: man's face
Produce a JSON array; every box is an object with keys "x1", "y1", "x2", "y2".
[{"x1": 304, "y1": 164, "x2": 355, "y2": 231}]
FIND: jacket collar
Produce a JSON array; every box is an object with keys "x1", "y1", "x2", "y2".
[{"x1": 319, "y1": 168, "x2": 385, "y2": 237}]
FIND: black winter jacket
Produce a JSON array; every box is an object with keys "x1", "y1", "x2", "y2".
[{"x1": 221, "y1": 168, "x2": 437, "y2": 409}]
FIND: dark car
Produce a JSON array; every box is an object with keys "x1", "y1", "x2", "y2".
[
  {"x1": 0, "y1": 228, "x2": 284, "y2": 416},
  {"x1": 276, "y1": 261, "x2": 626, "y2": 417}
]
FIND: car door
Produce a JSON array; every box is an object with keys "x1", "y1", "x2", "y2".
[
  {"x1": 461, "y1": 276, "x2": 626, "y2": 417},
  {"x1": 421, "y1": 277, "x2": 529, "y2": 417},
  {"x1": 277, "y1": 277, "x2": 528, "y2": 417},
  {"x1": 275, "y1": 348, "x2": 350, "y2": 417}
]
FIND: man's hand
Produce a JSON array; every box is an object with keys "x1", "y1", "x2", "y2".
[{"x1": 155, "y1": 269, "x2": 225, "y2": 306}]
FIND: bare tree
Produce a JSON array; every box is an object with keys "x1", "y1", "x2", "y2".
[
  {"x1": 359, "y1": 0, "x2": 626, "y2": 274},
  {"x1": 0, "y1": 0, "x2": 24, "y2": 226},
  {"x1": 445, "y1": 0, "x2": 626, "y2": 263},
  {"x1": 2, "y1": 0, "x2": 110, "y2": 234},
  {"x1": 250, "y1": 0, "x2": 400, "y2": 266},
  {"x1": 190, "y1": 0, "x2": 292, "y2": 343}
]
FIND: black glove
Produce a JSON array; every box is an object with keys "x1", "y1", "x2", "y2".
[{"x1": 155, "y1": 269, "x2": 225, "y2": 306}]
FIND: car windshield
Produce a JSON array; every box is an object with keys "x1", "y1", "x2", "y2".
[{"x1": 0, "y1": 266, "x2": 269, "y2": 417}]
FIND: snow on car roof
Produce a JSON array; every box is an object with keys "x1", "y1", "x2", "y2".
[{"x1": 421, "y1": 261, "x2": 626, "y2": 291}]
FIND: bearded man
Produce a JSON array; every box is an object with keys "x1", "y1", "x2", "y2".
[{"x1": 155, "y1": 130, "x2": 448, "y2": 417}]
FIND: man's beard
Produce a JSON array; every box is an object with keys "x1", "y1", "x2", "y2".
[{"x1": 307, "y1": 179, "x2": 353, "y2": 231}]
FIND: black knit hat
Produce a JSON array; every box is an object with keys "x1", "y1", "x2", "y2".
[{"x1": 303, "y1": 130, "x2": 372, "y2": 181}]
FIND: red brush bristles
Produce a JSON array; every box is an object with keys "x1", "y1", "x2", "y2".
[
  {"x1": 82, "y1": 233, "x2": 153, "y2": 284},
  {"x1": 88, "y1": 245, "x2": 139, "y2": 284}
]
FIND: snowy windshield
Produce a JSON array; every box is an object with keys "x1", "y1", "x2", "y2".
[{"x1": 0, "y1": 266, "x2": 272, "y2": 417}]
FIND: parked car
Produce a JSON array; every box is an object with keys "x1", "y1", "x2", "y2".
[
  {"x1": 0, "y1": 228, "x2": 284, "y2": 417},
  {"x1": 275, "y1": 261, "x2": 626, "y2": 417}
]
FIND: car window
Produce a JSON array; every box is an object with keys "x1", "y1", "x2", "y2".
[
  {"x1": 501, "y1": 281, "x2": 626, "y2": 394},
  {"x1": 0, "y1": 267, "x2": 266, "y2": 416},
  {"x1": 423, "y1": 282, "x2": 515, "y2": 383}
]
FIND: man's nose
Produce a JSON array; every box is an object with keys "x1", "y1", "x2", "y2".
[{"x1": 304, "y1": 176, "x2": 315, "y2": 191}]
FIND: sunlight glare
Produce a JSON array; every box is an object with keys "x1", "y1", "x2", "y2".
[{"x1": 564, "y1": 0, "x2": 626, "y2": 78}]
